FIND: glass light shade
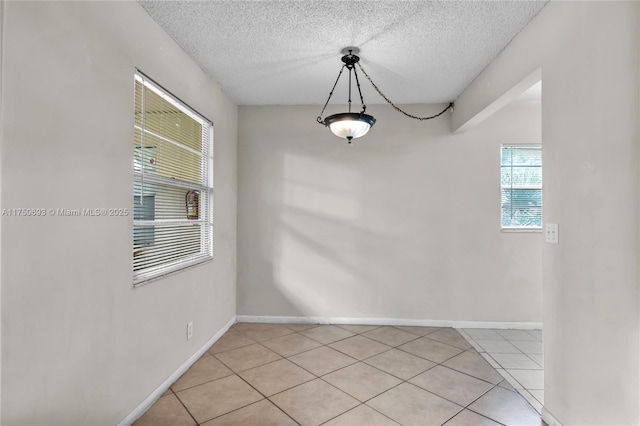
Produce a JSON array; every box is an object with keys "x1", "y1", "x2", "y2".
[{"x1": 324, "y1": 113, "x2": 376, "y2": 141}]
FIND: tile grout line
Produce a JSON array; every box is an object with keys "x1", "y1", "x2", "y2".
[
  {"x1": 234, "y1": 371, "x2": 303, "y2": 426},
  {"x1": 458, "y1": 328, "x2": 544, "y2": 414},
  {"x1": 191, "y1": 331, "x2": 308, "y2": 425},
  {"x1": 318, "y1": 330, "x2": 508, "y2": 424},
  {"x1": 361, "y1": 350, "x2": 434, "y2": 382},
  {"x1": 303, "y1": 325, "x2": 536, "y2": 423},
  {"x1": 169, "y1": 370, "x2": 236, "y2": 394},
  {"x1": 459, "y1": 381, "x2": 510, "y2": 426},
  {"x1": 182, "y1": 340, "x2": 298, "y2": 414},
  {"x1": 268, "y1": 326, "x2": 465, "y2": 425},
  {"x1": 524, "y1": 352, "x2": 544, "y2": 368},
  {"x1": 316, "y1": 402, "x2": 399, "y2": 426},
  {"x1": 171, "y1": 385, "x2": 203, "y2": 425},
  {"x1": 138, "y1": 324, "x2": 540, "y2": 426},
  {"x1": 173, "y1": 335, "x2": 278, "y2": 424},
  {"x1": 486, "y1": 353, "x2": 544, "y2": 370},
  {"x1": 264, "y1": 332, "x2": 402, "y2": 425}
]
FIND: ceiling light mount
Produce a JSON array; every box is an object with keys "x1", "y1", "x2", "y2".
[
  {"x1": 341, "y1": 51, "x2": 360, "y2": 68},
  {"x1": 317, "y1": 47, "x2": 454, "y2": 143},
  {"x1": 340, "y1": 46, "x2": 360, "y2": 56}
]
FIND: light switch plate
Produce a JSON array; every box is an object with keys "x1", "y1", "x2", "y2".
[{"x1": 545, "y1": 223, "x2": 559, "y2": 244}]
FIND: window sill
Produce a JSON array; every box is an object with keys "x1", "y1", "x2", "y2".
[
  {"x1": 133, "y1": 256, "x2": 213, "y2": 288},
  {"x1": 500, "y1": 228, "x2": 542, "y2": 233}
]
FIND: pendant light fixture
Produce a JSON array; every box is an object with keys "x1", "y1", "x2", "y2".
[
  {"x1": 317, "y1": 48, "x2": 374, "y2": 143},
  {"x1": 317, "y1": 47, "x2": 454, "y2": 144}
]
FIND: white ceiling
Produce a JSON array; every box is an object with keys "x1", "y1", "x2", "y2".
[{"x1": 138, "y1": 1, "x2": 548, "y2": 106}]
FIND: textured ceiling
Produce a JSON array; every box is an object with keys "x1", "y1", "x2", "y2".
[{"x1": 138, "y1": 1, "x2": 547, "y2": 106}]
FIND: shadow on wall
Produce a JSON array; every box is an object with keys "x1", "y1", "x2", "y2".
[
  {"x1": 262, "y1": 152, "x2": 383, "y2": 317},
  {"x1": 259, "y1": 147, "x2": 470, "y2": 319},
  {"x1": 237, "y1": 103, "x2": 542, "y2": 322}
]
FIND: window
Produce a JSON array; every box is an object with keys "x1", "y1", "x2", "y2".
[
  {"x1": 133, "y1": 71, "x2": 213, "y2": 285},
  {"x1": 500, "y1": 145, "x2": 542, "y2": 229}
]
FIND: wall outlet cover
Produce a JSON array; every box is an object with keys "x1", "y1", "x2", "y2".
[{"x1": 187, "y1": 321, "x2": 193, "y2": 340}]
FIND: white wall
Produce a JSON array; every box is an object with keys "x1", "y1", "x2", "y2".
[
  {"x1": 0, "y1": 1, "x2": 4, "y2": 421},
  {"x1": 1, "y1": 2, "x2": 237, "y2": 424},
  {"x1": 237, "y1": 101, "x2": 542, "y2": 323},
  {"x1": 454, "y1": 2, "x2": 639, "y2": 424}
]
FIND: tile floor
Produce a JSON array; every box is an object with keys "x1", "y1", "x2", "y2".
[
  {"x1": 458, "y1": 328, "x2": 544, "y2": 414},
  {"x1": 134, "y1": 323, "x2": 544, "y2": 426}
]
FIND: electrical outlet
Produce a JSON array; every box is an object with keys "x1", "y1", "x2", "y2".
[
  {"x1": 545, "y1": 223, "x2": 559, "y2": 244},
  {"x1": 187, "y1": 321, "x2": 193, "y2": 340}
]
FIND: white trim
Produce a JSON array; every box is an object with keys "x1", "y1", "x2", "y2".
[
  {"x1": 235, "y1": 315, "x2": 542, "y2": 330},
  {"x1": 236, "y1": 315, "x2": 329, "y2": 324},
  {"x1": 134, "y1": 71, "x2": 210, "y2": 125},
  {"x1": 541, "y1": 407, "x2": 563, "y2": 426},
  {"x1": 500, "y1": 228, "x2": 543, "y2": 233},
  {"x1": 117, "y1": 316, "x2": 236, "y2": 426},
  {"x1": 453, "y1": 320, "x2": 542, "y2": 330}
]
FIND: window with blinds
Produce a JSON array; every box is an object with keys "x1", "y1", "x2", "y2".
[
  {"x1": 500, "y1": 145, "x2": 542, "y2": 229},
  {"x1": 133, "y1": 71, "x2": 213, "y2": 285}
]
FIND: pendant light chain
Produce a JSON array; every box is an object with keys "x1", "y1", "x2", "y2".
[
  {"x1": 316, "y1": 48, "x2": 452, "y2": 142},
  {"x1": 356, "y1": 62, "x2": 454, "y2": 120}
]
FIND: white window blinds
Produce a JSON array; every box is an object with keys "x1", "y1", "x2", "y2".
[
  {"x1": 500, "y1": 145, "x2": 542, "y2": 229},
  {"x1": 133, "y1": 72, "x2": 213, "y2": 285}
]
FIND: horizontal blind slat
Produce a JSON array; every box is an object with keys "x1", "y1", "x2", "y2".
[
  {"x1": 133, "y1": 72, "x2": 213, "y2": 285},
  {"x1": 500, "y1": 145, "x2": 542, "y2": 229}
]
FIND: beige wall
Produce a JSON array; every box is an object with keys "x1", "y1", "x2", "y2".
[
  {"x1": 5, "y1": 1, "x2": 636, "y2": 424},
  {"x1": 237, "y1": 101, "x2": 542, "y2": 323},
  {"x1": 454, "y1": 2, "x2": 639, "y2": 424},
  {"x1": 0, "y1": 2, "x2": 237, "y2": 424},
  {"x1": 0, "y1": 1, "x2": 4, "y2": 421}
]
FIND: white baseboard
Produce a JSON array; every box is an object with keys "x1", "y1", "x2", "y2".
[
  {"x1": 235, "y1": 315, "x2": 542, "y2": 330},
  {"x1": 118, "y1": 315, "x2": 237, "y2": 426},
  {"x1": 542, "y1": 407, "x2": 563, "y2": 426},
  {"x1": 237, "y1": 315, "x2": 329, "y2": 325},
  {"x1": 453, "y1": 320, "x2": 542, "y2": 330}
]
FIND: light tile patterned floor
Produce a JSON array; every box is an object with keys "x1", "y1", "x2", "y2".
[
  {"x1": 458, "y1": 328, "x2": 544, "y2": 414},
  {"x1": 134, "y1": 323, "x2": 544, "y2": 426}
]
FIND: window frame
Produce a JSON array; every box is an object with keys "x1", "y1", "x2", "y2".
[
  {"x1": 133, "y1": 70, "x2": 214, "y2": 286},
  {"x1": 500, "y1": 144, "x2": 542, "y2": 232}
]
